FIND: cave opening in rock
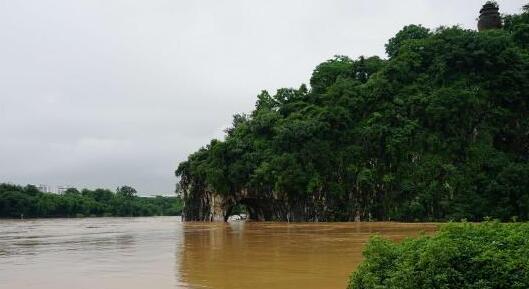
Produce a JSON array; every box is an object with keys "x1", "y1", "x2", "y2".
[
  {"x1": 225, "y1": 198, "x2": 275, "y2": 222},
  {"x1": 225, "y1": 203, "x2": 248, "y2": 222}
]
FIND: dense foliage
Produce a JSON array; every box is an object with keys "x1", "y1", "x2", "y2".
[
  {"x1": 177, "y1": 5, "x2": 529, "y2": 221},
  {"x1": 0, "y1": 183, "x2": 183, "y2": 218},
  {"x1": 348, "y1": 222, "x2": 529, "y2": 289}
]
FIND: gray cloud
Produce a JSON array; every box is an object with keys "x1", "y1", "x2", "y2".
[{"x1": 0, "y1": 0, "x2": 526, "y2": 195}]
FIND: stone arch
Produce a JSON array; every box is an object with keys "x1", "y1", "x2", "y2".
[{"x1": 221, "y1": 197, "x2": 275, "y2": 221}]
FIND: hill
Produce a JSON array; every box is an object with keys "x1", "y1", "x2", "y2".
[{"x1": 176, "y1": 4, "x2": 529, "y2": 222}]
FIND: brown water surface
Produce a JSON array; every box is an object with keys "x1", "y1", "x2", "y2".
[{"x1": 0, "y1": 217, "x2": 437, "y2": 289}]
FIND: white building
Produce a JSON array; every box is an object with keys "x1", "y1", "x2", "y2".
[
  {"x1": 36, "y1": 184, "x2": 51, "y2": 193},
  {"x1": 57, "y1": 186, "x2": 74, "y2": 194}
]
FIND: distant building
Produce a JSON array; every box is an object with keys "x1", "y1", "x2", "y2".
[
  {"x1": 57, "y1": 186, "x2": 73, "y2": 194},
  {"x1": 36, "y1": 184, "x2": 51, "y2": 193}
]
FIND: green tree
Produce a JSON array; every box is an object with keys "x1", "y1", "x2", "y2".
[
  {"x1": 116, "y1": 186, "x2": 137, "y2": 199},
  {"x1": 385, "y1": 24, "x2": 430, "y2": 58}
]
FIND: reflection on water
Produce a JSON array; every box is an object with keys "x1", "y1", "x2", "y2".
[{"x1": 0, "y1": 217, "x2": 437, "y2": 289}]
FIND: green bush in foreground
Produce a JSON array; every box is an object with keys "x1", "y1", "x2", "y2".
[{"x1": 348, "y1": 222, "x2": 529, "y2": 289}]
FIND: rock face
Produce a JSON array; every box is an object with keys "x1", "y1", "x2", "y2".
[
  {"x1": 181, "y1": 188, "x2": 271, "y2": 222},
  {"x1": 478, "y1": 3, "x2": 502, "y2": 31},
  {"x1": 181, "y1": 187, "x2": 227, "y2": 221},
  {"x1": 181, "y1": 186, "x2": 366, "y2": 222}
]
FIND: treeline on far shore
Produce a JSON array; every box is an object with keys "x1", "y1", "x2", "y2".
[{"x1": 0, "y1": 183, "x2": 183, "y2": 219}]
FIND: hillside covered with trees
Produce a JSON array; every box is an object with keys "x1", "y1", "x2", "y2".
[
  {"x1": 177, "y1": 4, "x2": 529, "y2": 222},
  {"x1": 0, "y1": 183, "x2": 183, "y2": 218}
]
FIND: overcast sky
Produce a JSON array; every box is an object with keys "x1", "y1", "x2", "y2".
[{"x1": 0, "y1": 0, "x2": 526, "y2": 195}]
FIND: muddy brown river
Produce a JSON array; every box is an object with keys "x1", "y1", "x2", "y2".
[{"x1": 0, "y1": 217, "x2": 437, "y2": 289}]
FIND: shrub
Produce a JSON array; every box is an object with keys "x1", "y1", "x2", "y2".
[{"x1": 348, "y1": 222, "x2": 529, "y2": 289}]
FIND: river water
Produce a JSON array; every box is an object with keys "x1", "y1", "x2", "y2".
[{"x1": 0, "y1": 217, "x2": 437, "y2": 289}]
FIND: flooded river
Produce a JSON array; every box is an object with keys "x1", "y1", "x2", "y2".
[{"x1": 0, "y1": 217, "x2": 437, "y2": 289}]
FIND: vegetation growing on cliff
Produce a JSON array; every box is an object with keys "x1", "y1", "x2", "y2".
[
  {"x1": 177, "y1": 5, "x2": 529, "y2": 222},
  {"x1": 0, "y1": 183, "x2": 183, "y2": 218},
  {"x1": 348, "y1": 222, "x2": 529, "y2": 289}
]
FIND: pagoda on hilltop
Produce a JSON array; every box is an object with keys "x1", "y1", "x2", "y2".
[{"x1": 478, "y1": 1, "x2": 502, "y2": 31}]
